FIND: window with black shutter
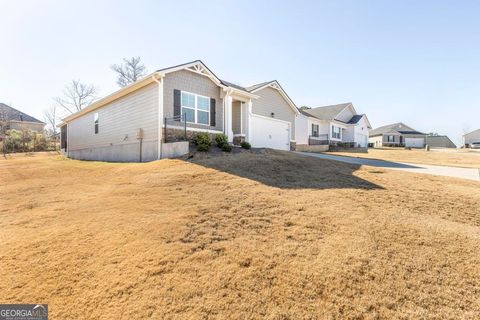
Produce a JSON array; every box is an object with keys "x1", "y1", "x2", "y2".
[
  {"x1": 312, "y1": 124, "x2": 319, "y2": 137},
  {"x1": 94, "y1": 113, "x2": 99, "y2": 134}
]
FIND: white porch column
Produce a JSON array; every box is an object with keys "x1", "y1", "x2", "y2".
[
  {"x1": 224, "y1": 93, "x2": 234, "y2": 143},
  {"x1": 245, "y1": 99, "x2": 253, "y2": 142},
  {"x1": 153, "y1": 74, "x2": 164, "y2": 159}
]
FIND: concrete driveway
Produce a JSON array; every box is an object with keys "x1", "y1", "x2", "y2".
[{"x1": 296, "y1": 152, "x2": 480, "y2": 182}]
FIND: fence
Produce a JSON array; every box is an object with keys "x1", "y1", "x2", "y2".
[
  {"x1": 308, "y1": 134, "x2": 329, "y2": 145},
  {"x1": 164, "y1": 113, "x2": 187, "y2": 143}
]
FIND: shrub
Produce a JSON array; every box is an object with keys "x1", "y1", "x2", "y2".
[
  {"x1": 221, "y1": 144, "x2": 232, "y2": 152},
  {"x1": 240, "y1": 141, "x2": 251, "y2": 149},
  {"x1": 194, "y1": 132, "x2": 211, "y2": 152},
  {"x1": 215, "y1": 133, "x2": 228, "y2": 148}
]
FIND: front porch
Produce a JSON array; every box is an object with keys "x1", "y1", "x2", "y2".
[{"x1": 222, "y1": 90, "x2": 254, "y2": 145}]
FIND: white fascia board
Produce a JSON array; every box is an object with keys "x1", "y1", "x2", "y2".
[{"x1": 249, "y1": 81, "x2": 299, "y2": 115}]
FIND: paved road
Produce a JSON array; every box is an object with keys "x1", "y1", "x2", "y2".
[{"x1": 296, "y1": 152, "x2": 480, "y2": 182}]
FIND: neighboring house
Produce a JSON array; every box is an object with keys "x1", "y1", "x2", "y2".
[
  {"x1": 60, "y1": 60, "x2": 299, "y2": 162},
  {"x1": 369, "y1": 123, "x2": 426, "y2": 148},
  {"x1": 426, "y1": 135, "x2": 456, "y2": 148},
  {"x1": 296, "y1": 103, "x2": 371, "y2": 148},
  {"x1": 462, "y1": 129, "x2": 480, "y2": 148},
  {"x1": 0, "y1": 103, "x2": 45, "y2": 140}
]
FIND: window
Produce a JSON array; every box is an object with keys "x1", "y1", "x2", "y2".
[
  {"x1": 94, "y1": 113, "x2": 99, "y2": 134},
  {"x1": 311, "y1": 124, "x2": 319, "y2": 137},
  {"x1": 181, "y1": 91, "x2": 210, "y2": 125},
  {"x1": 332, "y1": 126, "x2": 341, "y2": 139},
  {"x1": 387, "y1": 135, "x2": 395, "y2": 142}
]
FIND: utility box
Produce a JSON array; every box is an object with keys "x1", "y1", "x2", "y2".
[{"x1": 136, "y1": 128, "x2": 144, "y2": 140}]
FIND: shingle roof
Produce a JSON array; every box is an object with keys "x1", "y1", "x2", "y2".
[
  {"x1": 0, "y1": 103, "x2": 44, "y2": 123},
  {"x1": 398, "y1": 130, "x2": 424, "y2": 135},
  {"x1": 348, "y1": 114, "x2": 363, "y2": 124},
  {"x1": 463, "y1": 128, "x2": 480, "y2": 137},
  {"x1": 245, "y1": 81, "x2": 273, "y2": 92},
  {"x1": 300, "y1": 103, "x2": 352, "y2": 121},
  {"x1": 220, "y1": 79, "x2": 247, "y2": 91},
  {"x1": 369, "y1": 123, "x2": 419, "y2": 136}
]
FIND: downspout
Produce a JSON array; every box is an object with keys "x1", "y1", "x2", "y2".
[{"x1": 152, "y1": 73, "x2": 164, "y2": 160}]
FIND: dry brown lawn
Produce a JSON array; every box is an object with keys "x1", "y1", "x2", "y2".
[
  {"x1": 1, "y1": 151, "x2": 479, "y2": 319},
  {"x1": 332, "y1": 148, "x2": 480, "y2": 168}
]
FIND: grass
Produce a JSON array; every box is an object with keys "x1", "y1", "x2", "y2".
[
  {"x1": 330, "y1": 148, "x2": 480, "y2": 168},
  {"x1": 1, "y1": 151, "x2": 479, "y2": 319}
]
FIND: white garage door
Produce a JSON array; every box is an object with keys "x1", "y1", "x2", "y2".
[
  {"x1": 250, "y1": 115, "x2": 290, "y2": 151},
  {"x1": 405, "y1": 138, "x2": 424, "y2": 148},
  {"x1": 355, "y1": 133, "x2": 368, "y2": 147}
]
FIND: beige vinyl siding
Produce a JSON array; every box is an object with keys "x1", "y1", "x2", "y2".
[
  {"x1": 343, "y1": 126, "x2": 355, "y2": 142},
  {"x1": 354, "y1": 117, "x2": 369, "y2": 136},
  {"x1": 163, "y1": 69, "x2": 223, "y2": 132},
  {"x1": 232, "y1": 101, "x2": 241, "y2": 134},
  {"x1": 335, "y1": 106, "x2": 354, "y2": 122},
  {"x1": 251, "y1": 87, "x2": 296, "y2": 140},
  {"x1": 382, "y1": 134, "x2": 400, "y2": 144},
  {"x1": 68, "y1": 82, "x2": 159, "y2": 151},
  {"x1": 369, "y1": 135, "x2": 383, "y2": 147},
  {"x1": 241, "y1": 102, "x2": 248, "y2": 136}
]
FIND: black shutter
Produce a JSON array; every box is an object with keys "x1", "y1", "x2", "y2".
[
  {"x1": 210, "y1": 98, "x2": 216, "y2": 127},
  {"x1": 174, "y1": 89, "x2": 181, "y2": 118}
]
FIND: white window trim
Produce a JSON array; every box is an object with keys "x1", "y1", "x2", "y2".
[
  {"x1": 387, "y1": 135, "x2": 396, "y2": 142},
  {"x1": 312, "y1": 124, "x2": 319, "y2": 137},
  {"x1": 331, "y1": 125, "x2": 341, "y2": 140},
  {"x1": 180, "y1": 90, "x2": 210, "y2": 126}
]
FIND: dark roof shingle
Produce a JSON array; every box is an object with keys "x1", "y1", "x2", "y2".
[
  {"x1": 0, "y1": 103, "x2": 44, "y2": 123},
  {"x1": 347, "y1": 114, "x2": 363, "y2": 124},
  {"x1": 300, "y1": 103, "x2": 352, "y2": 121},
  {"x1": 370, "y1": 123, "x2": 421, "y2": 136}
]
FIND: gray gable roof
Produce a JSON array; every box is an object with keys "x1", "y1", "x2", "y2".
[
  {"x1": 0, "y1": 103, "x2": 44, "y2": 123},
  {"x1": 245, "y1": 81, "x2": 273, "y2": 92},
  {"x1": 464, "y1": 128, "x2": 480, "y2": 137},
  {"x1": 369, "y1": 122, "x2": 419, "y2": 136},
  {"x1": 300, "y1": 103, "x2": 352, "y2": 121}
]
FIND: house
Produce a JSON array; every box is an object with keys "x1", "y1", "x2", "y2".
[
  {"x1": 425, "y1": 135, "x2": 456, "y2": 148},
  {"x1": 0, "y1": 103, "x2": 45, "y2": 140},
  {"x1": 295, "y1": 103, "x2": 371, "y2": 150},
  {"x1": 369, "y1": 123, "x2": 426, "y2": 148},
  {"x1": 462, "y1": 129, "x2": 480, "y2": 148},
  {"x1": 59, "y1": 60, "x2": 299, "y2": 162}
]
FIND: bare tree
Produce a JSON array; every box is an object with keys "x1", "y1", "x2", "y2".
[
  {"x1": 111, "y1": 56, "x2": 147, "y2": 87},
  {"x1": 54, "y1": 80, "x2": 97, "y2": 114},
  {"x1": 43, "y1": 104, "x2": 59, "y2": 142}
]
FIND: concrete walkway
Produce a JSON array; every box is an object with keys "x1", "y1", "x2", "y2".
[{"x1": 296, "y1": 152, "x2": 480, "y2": 182}]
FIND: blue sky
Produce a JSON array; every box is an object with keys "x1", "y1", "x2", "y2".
[{"x1": 1, "y1": 0, "x2": 479, "y2": 144}]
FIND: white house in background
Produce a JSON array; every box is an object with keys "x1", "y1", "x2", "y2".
[
  {"x1": 59, "y1": 60, "x2": 299, "y2": 162},
  {"x1": 369, "y1": 123, "x2": 426, "y2": 148},
  {"x1": 462, "y1": 129, "x2": 480, "y2": 148},
  {"x1": 295, "y1": 103, "x2": 371, "y2": 148}
]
